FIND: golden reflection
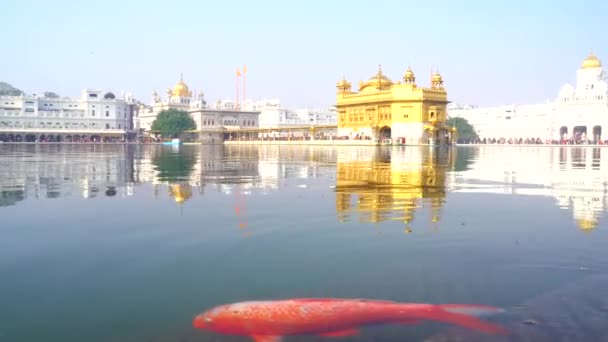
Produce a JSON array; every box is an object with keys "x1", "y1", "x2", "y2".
[
  {"x1": 335, "y1": 147, "x2": 454, "y2": 228},
  {"x1": 169, "y1": 183, "x2": 193, "y2": 204},
  {"x1": 577, "y1": 219, "x2": 597, "y2": 232}
]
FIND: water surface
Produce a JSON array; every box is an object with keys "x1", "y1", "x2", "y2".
[{"x1": 1, "y1": 144, "x2": 607, "y2": 341}]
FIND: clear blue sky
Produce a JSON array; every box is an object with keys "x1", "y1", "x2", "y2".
[{"x1": 2, "y1": 0, "x2": 606, "y2": 108}]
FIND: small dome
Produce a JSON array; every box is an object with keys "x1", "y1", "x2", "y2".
[
  {"x1": 403, "y1": 66, "x2": 416, "y2": 83},
  {"x1": 336, "y1": 77, "x2": 351, "y2": 91},
  {"x1": 432, "y1": 72, "x2": 443, "y2": 83},
  {"x1": 404, "y1": 67, "x2": 414, "y2": 79},
  {"x1": 172, "y1": 74, "x2": 192, "y2": 98},
  {"x1": 582, "y1": 51, "x2": 602, "y2": 69}
]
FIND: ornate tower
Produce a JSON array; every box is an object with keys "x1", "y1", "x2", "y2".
[
  {"x1": 403, "y1": 66, "x2": 416, "y2": 85},
  {"x1": 431, "y1": 71, "x2": 444, "y2": 89},
  {"x1": 336, "y1": 76, "x2": 352, "y2": 95}
]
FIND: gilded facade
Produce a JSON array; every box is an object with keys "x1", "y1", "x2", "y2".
[{"x1": 336, "y1": 66, "x2": 455, "y2": 145}]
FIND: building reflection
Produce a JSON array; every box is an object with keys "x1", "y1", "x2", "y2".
[
  {"x1": 0, "y1": 144, "x2": 136, "y2": 207},
  {"x1": 450, "y1": 146, "x2": 608, "y2": 231},
  {"x1": 2, "y1": 144, "x2": 606, "y2": 232},
  {"x1": 335, "y1": 147, "x2": 455, "y2": 231}
]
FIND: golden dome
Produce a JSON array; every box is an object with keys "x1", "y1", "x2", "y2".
[
  {"x1": 171, "y1": 74, "x2": 192, "y2": 98},
  {"x1": 581, "y1": 51, "x2": 602, "y2": 69},
  {"x1": 369, "y1": 68, "x2": 393, "y2": 85},
  {"x1": 360, "y1": 65, "x2": 393, "y2": 91},
  {"x1": 576, "y1": 218, "x2": 597, "y2": 231}
]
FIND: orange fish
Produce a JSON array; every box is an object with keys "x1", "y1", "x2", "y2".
[{"x1": 193, "y1": 298, "x2": 508, "y2": 341}]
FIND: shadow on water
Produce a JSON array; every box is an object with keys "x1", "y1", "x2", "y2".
[
  {"x1": 451, "y1": 146, "x2": 479, "y2": 172},
  {"x1": 423, "y1": 273, "x2": 608, "y2": 342}
]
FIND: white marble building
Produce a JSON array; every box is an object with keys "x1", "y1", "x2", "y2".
[
  {"x1": 241, "y1": 98, "x2": 337, "y2": 128},
  {"x1": 448, "y1": 51, "x2": 608, "y2": 143},
  {"x1": 136, "y1": 76, "x2": 260, "y2": 142},
  {"x1": 0, "y1": 90, "x2": 134, "y2": 142},
  {"x1": 136, "y1": 75, "x2": 207, "y2": 133}
]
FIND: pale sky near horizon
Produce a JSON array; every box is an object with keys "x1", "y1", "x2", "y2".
[{"x1": 2, "y1": 0, "x2": 606, "y2": 108}]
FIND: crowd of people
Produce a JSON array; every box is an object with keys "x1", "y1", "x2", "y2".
[
  {"x1": 458, "y1": 137, "x2": 608, "y2": 145},
  {"x1": 0, "y1": 134, "x2": 134, "y2": 143}
]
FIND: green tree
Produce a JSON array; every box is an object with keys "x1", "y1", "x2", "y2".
[
  {"x1": 447, "y1": 117, "x2": 477, "y2": 141},
  {"x1": 151, "y1": 109, "x2": 196, "y2": 138},
  {"x1": 44, "y1": 91, "x2": 60, "y2": 98},
  {"x1": 0, "y1": 82, "x2": 24, "y2": 96}
]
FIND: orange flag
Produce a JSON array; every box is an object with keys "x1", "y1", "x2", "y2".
[
  {"x1": 243, "y1": 64, "x2": 247, "y2": 74},
  {"x1": 236, "y1": 68, "x2": 242, "y2": 77}
]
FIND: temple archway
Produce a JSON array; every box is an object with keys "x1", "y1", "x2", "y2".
[
  {"x1": 559, "y1": 126, "x2": 568, "y2": 138},
  {"x1": 593, "y1": 125, "x2": 602, "y2": 142},
  {"x1": 24, "y1": 134, "x2": 36, "y2": 142},
  {"x1": 379, "y1": 126, "x2": 391, "y2": 142},
  {"x1": 573, "y1": 126, "x2": 587, "y2": 142}
]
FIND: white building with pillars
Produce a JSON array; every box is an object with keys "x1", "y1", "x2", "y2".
[
  {"x1": 0, "y1": 89, "x2": 135, "y2": 142},
  {"x1": 448, "y1": 51, "x2": 608, "y2": 143}
]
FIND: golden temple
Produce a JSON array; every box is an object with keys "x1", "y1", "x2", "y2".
[{"x1": 336, "y1": 65, "x2": 456, "y2": 145}]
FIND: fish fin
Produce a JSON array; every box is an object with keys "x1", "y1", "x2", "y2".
[
  {"x1": 295, "y1": 298, "x2": 396, "y2": 304},
  {"x1": 252, "y1": 335, "x2": 282, "y2": 342},
  {"x1": 439, "y1": 304, "x2": 505, "y2": 317},
  {"x1": 318, "y1": 328, "x2": 359, "y2": 337},
  {"x1": 422, "y1": 305, "x2": 508, "y2": 334},
  {"x1": 294, "y1": 298, "x2": 339, "y2": 302}
]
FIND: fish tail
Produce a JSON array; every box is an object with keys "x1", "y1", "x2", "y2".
[
  {"x1": 438, "y1": 304, "x2": 505, "y2": 317},
  {"x1": 421, "y1": 304, "x2": 509, "y2": 334}
]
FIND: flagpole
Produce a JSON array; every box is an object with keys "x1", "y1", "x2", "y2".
[
  {"x1": 243, "y1": 64, "x2": 247, "y2": 109},
  {"x1": 235, "y1": 68, "x2": 240, "y2": 111}
]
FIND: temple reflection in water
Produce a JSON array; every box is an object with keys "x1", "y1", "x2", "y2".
[
  {"x1": 334, "y1": 147, "x2": 454, "y2": 231},
  {"x1": 0, "y1": 144, "x2": 606, "y2": 231}
]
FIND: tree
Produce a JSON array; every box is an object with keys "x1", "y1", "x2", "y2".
[
  {"x1": 0, "y1": 82, "x2": 24, "y2": 96},
  {"x1": 151, "y1": 109, "x2": 196, "y2": 138},
  {"x1": 44, "y1": 91, "x2": 60, "y2": 98},
  {"x1": 447, "y1": 117, "x2": 477, "y2": 141}
]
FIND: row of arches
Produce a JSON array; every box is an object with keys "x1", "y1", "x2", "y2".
[{"x1": 559, "y1": 125, "x2": 602, "y2": 141}]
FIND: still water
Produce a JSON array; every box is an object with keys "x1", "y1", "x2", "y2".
[{"x1": 1, "y1": 144, "x2": 607, "y2": 342}]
